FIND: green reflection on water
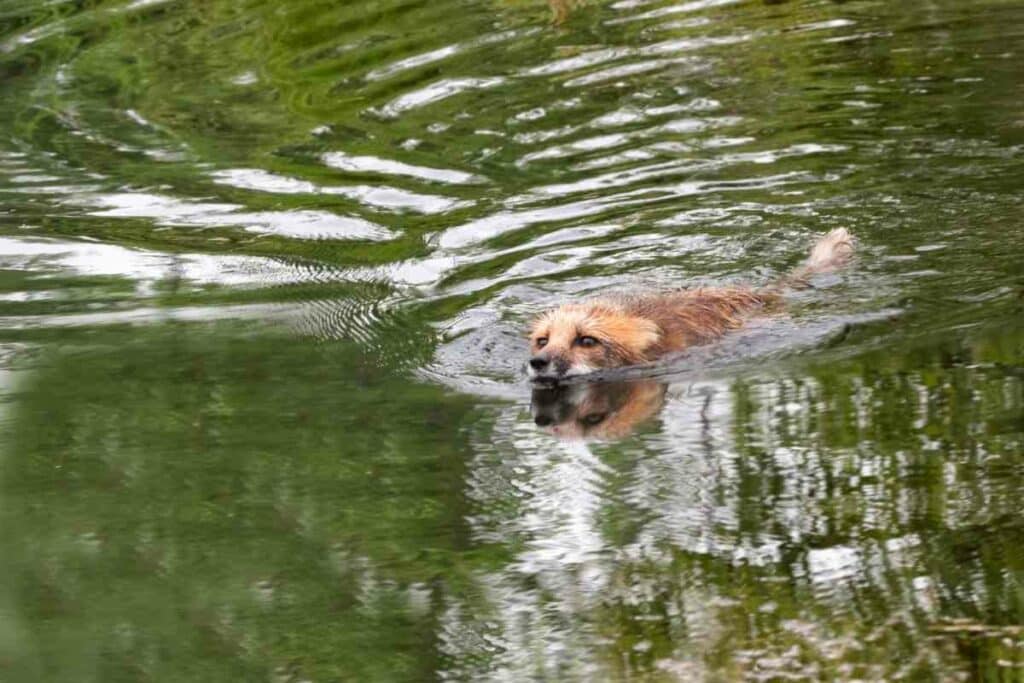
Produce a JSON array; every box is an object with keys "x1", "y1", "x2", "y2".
[
  {"x1": 1, "y1": 321, "x2": 1021, "y2": 680},
  {"x1": 1, "y1": 0, "x2": 1024, "y2": 680},
  {"x1": 1, "y1": 324, "x2": 481, "y2": 681}
]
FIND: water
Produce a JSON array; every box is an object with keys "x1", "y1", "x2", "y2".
[{"x1": 1, "y1": 0, "x2": 1023, "y2": 680}]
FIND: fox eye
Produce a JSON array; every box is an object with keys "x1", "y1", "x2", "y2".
[
  {"x1": 535, "y1": 337, "x2": 548, "y2": 348},
  {"x1": 581, "y1": 412, "x2": 607, "y2": 426},
  {"x1": 576, "y1": 336, "x2": 599, "y2": 348}
]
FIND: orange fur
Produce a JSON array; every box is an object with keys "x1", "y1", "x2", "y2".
[
  {"x1": 528, "y1": 288, "x2": 773, "y2": 378},
  {"x1": 527, "y1": 229, "x2": 854, "y2": 381},
  {"x1": 532, "y1": 303, "x2": 661, "y2": 369}
]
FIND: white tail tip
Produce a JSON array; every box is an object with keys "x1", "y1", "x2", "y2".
[{"x1": 806, "y1": 228, "x2": 855, "y2": 273}]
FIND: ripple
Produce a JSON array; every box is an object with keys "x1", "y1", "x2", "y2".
[
  {"x1": 365, "y1": 28, "x2": 535, "y2": 82},
  {"x1": 374, "y1": 77, "x2": 506, "y2": 118},
  {"x1": 436, "y1": 170, "x2": 816, "y2": 249},
  {"x1": 321, "y1": 151, "x2": 482, "y2": 185},
  {"x1": 81, "y1": 192, "x2": 397, "y2": 241},
  {"x1": 211, "y1": 168, "x2": 466, "y2": 214},
  {"x1": 520, "y1": 33, "x2": 750, "y2": 88},
  {"x1": 607, "y1": 0, "x2": 745, "y2": 25},
  {"x1": 517, "y1": 115, "x2": 742, "y2": 166},
  {"x1": 0, "y1": 21, "x2": 63, "y2": 54},
  {"x1": 117, "y1": 0, "x2": 177, "y2": 11},
  {"x1": 3, "y1": 1, "x2": 1024, "y2": 678},
  {"x1": 0, "y1": 236, "x2": 330, "y2": 289},
  {"x1": 588, "y1": 98, "x2": 722, "y2": 129},
  {"x1": 0, "y1": 303, "x2": 292, "y2": 329},
  {"x1": 435, "y1": 198, "x2": 623, "y2": 250}
]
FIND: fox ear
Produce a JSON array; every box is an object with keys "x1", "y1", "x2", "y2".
[{"x1": 592, "y1": 314, "x2": 660, "y2": 363}]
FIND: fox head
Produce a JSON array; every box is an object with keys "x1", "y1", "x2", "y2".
[{"x1": 527, "y1": 302, "x2": 661, "y2": 381}]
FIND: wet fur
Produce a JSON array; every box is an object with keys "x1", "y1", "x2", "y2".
[{"x1": 529, "y1": 229, "x2": 854, "y2": 379}]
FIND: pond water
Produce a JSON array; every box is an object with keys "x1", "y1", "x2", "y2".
[{"x1": 1, "y1": 0, "x2": 1023, "y2": 680}]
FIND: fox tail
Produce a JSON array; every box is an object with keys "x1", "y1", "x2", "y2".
[{"x1": 776, "y1": 228, "x2": 855, "y2": 290}]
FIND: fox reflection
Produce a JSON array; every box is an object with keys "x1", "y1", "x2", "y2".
[{"x1": 530, "y1": 380, "x2": 667, "y2": 440}]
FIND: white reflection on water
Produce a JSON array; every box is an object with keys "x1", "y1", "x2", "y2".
[
  {"x1": 321, "y1": 151, "x2": 483, "y2": 186},
  {"x1": 375, "y1": 77, "x2": 507, "y2": 117},
  {"x1": 0, "y1": 236, "x2": 321, "y2": 289},
  {"x1": 365, "y1": 28, "x2": 536, "y2": 82},
  {"x1": 0, "y1": 303, "x2": 292, "y2": 329},
  {"x1": 82, "y1": 192, "x2": 396, "y2": 241},
  {"x1": 0, "y1": 233, "x2": 315, "y2": 329},
  {"x1": 436, "y1": 170, "x2": 813, "y2": 250},
  {"x1": 607, "y1": 0, "x2": 745, "y2": 25},
  {"x1": 520, "y1": 33, "x2": 749, "y2": 80},
  {"x1": 432, "y1": 361, "x2": 976, "y2": 678},
  {"x1": 212, "y1": 168, "x2": 469, "y2": 214}
]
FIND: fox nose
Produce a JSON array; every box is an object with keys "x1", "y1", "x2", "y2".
[{"x1": 529, "y1": 356, "x2": 549, "y2": 371}]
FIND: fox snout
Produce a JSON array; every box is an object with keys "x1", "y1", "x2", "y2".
[{"x1": 527, "y1": 352, "x2": 571, "y2": 381}]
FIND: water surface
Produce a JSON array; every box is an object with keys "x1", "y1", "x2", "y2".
[{"x1": 1, "y1": 0, "x2": 1023, "y2": 680}]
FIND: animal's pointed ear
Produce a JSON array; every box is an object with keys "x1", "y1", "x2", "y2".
[{"x1": 595, "y1": 314, "x2": 661, "y2": 363}]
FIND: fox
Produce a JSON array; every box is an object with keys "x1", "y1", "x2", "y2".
[
  {"x1": 531, "y1": 379, "x2": 667, "y2": 440},
  {"x1": 527, "y1": 228, "x2": 855, "y2": 382}
]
